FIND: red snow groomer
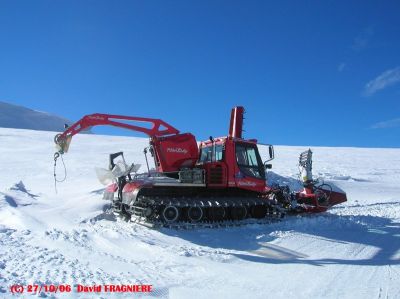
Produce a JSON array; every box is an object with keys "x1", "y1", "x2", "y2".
[{"x1": 54, "y1": 106, "x2": 346, "y2": 228}]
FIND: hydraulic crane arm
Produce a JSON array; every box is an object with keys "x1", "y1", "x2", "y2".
[{"x1": 54, "y1": 113, "x2": 180, "y2": 155}]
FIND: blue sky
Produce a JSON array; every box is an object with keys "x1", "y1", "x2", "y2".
[{"x1": 0, "y1": 1, "x2": 399, "y2": 147}]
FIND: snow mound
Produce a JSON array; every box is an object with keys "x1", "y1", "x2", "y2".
[
  {"x1": 318, "y1": 172, "x2": 370, "y2": 182},
  {"x1": 0, "y1": 181, "x2": 37, "y2": 209}
]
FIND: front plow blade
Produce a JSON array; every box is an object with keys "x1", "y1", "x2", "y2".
[{"x1": 325, "y1": 189, "x2": 347, "y2": 207}]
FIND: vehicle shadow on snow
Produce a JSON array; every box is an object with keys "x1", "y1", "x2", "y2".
[
  {"x1": 161, "y1": 172, "x2": 368, "y2": 266},
  {"x1": 162, "y1": 213, "x2": 400, "y2": 267}
]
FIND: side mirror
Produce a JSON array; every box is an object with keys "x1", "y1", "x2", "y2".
[
  {"x1": 265, "y1": 163, "x2": 272, "y2": 169},
  {"x1": 259, "y1": 143, "x2": 275, "y2": 165},
  {"x1": 268, "y1": 145, "x2": 274, "y2": 160},
  {"x1": 264, "y1": 145, "x2": 274, "y2": 163}
]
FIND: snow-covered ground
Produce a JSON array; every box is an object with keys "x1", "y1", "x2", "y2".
[{"x1": 0, "y1": 127, "x2": 399, "y2": 298}]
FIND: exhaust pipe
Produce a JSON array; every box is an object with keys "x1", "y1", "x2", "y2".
[{"x1": 228, "y1": 106, "x2": 244, "y2": 138}]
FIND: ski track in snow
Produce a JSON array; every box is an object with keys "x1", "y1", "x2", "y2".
[{"x1": 0, "y1": 128, "x2": 400, "y2": 298}]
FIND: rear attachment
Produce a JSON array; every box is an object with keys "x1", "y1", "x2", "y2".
[{"x1": 294, "y1": 149, "x2": 347, "y2": 213}]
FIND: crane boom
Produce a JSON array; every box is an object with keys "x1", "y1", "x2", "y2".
[{"x1": 54, "y1": 113, "x2": 180, "y2": 154}]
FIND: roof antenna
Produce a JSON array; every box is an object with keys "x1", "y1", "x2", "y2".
[{"x1": 209, "y1": 136, "x2": 215, "y2": 162}]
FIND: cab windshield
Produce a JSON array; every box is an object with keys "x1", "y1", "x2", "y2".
[{"x1": 235, "y1": 143, "x2": 265, "y2": 179}]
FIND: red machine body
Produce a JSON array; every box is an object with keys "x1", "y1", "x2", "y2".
[
  {"x1": 54, "y1": 106, "x2": 347, "y2": 226},
  {"x1": 151, "y1": 133, "x2": 199, "y2": 172},
  {"x1": 56, "y1": 107, "x2": 271, "y2": 194}
]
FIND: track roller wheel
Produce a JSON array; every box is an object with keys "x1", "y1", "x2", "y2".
[
  {"x1": 187, "y1": 207, "x2": 203, "y2": 222},
  {"x1": 208, "y1": 207, "x2": 225, "y2": 221},
  {"x1": 250, "y1": 205, "x2": 267, "y2": 219},
  {"x1": 267, "y1": 205, "x2": 275, "y2": 215},
  {"x1": 230, "y1": 206, "x2": 247, "y2": 220},
  {"x1": 112, "y1": 200, "x2": 122, "y2": 214},
  {"x1": 144, "y1": 207, "x2": 154, "y2": 218},
  {"x1": 162, "y1": 205, "x2": 180, "y2": 223}
]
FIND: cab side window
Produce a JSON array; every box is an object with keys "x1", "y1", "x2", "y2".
[{"x1": 199, "y1": 144, "x2": 224, "y2": 163}]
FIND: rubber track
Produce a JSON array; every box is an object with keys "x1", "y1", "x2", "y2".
[{"x1": 113, "y1": 196, "x2": 285, "y2": 229}]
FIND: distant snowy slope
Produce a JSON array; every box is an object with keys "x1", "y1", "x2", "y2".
[{"x1": 0, "y1": 101, "x2": 80, "y2": 132}]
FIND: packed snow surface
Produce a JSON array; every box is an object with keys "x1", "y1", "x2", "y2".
[{"x1": 0, "y1": 128, "x2": 399, "y2": 298}]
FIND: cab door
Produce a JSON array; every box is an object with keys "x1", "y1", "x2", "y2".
[
  {"x1": 198, "y1": 142, "x2": 228, "y2": 188},
  {"x1": 233, "y1": 142, "x2": 266, "y2": 192}
]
